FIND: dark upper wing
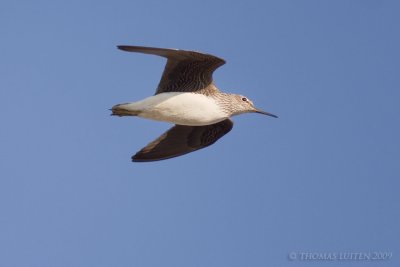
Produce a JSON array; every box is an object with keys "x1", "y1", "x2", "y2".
[
  {"x1": 117, "y1": 45, "x2": 226, "y2": 94},
  {"x1": 132, "y1": 119, "x2": 234, "y2": 162}
]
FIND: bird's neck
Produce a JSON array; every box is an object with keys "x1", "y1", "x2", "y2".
[{"x1": 213, "y1": 92, "x2": 241, "y2": 116}]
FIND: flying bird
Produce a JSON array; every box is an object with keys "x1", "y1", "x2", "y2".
[{"x1": 112, "y1": 45, "x2": 277, "y2": 162}]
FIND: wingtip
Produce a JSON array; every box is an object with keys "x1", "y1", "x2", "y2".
[
  {"x1": 131, "y1": 156, "x2": 154, "y2": 163},
  {"x1": 117, "y1": 45, "x2": 126, "y2": 51},
  {"x1": 131, "y1": 154, "x2": 150, "y2": 163},
  {"x1": 117, "y1": 45, "x2": 137, "y2": 52},
  {"x1": 131, "y1": 153, "x2": 175, "y2": 163}
]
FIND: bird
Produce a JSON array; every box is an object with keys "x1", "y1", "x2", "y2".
[{"x1": 112, "y1": 45, "x2": 277, "y2": 162}]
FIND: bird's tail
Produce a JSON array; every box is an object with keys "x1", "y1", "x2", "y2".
[{"x1": 110, "y1": 104, "x2": 140, "y2": 117}]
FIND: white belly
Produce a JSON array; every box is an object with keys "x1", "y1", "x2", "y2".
[{"x1": 122, "y1": 92, "x2": 228, "y2": 126}]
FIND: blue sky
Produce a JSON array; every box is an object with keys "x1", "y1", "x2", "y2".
[{"x1": 1, "y1": 0, "x2": 399, "y2": 266}]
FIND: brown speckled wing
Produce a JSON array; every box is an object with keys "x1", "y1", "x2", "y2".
[
  {"x1": 117, "y1": 45, "x2": 226, "y2": 94},
  {"x1": 132, "y1": 119, "x2": 233, "y2": 162}
]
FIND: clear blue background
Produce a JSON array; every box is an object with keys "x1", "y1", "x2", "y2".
[{"x1": 1, "y1": 0, "x2": 399, "y2": 266}]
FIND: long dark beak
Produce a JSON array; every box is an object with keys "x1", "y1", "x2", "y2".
[{"x1": 255, "y1": 109, "x2": 278, "y2": 118}]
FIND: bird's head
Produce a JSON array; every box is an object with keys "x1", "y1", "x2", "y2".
[{"x1": 231, "y1": 94, "x2": 278, "y2": 118}]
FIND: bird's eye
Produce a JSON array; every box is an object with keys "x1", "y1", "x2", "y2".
[{"x1": 242, "y1": 97, "x2": 247, "y2": 102}]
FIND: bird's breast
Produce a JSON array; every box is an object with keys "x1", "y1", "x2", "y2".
[{"x1": 132, "y1": 92, "x2": 228, "y2": 126}]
